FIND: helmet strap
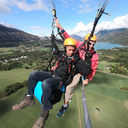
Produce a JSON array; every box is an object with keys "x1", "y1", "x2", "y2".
[{"x1": 64, "y1": 46, "x2": 66, "y2": 52}]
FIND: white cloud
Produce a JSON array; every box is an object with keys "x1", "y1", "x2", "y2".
[
  {"x1": 30, "y1": 26, "x2": 50, "y2": 31},
  {"x1": 78, "y1": 0, "x2": 97, "y2": 14},
  {"x1": 97, "y1": 15, "x2": 128, "y2": 31},
  {"x1": 67, "y1": 15, "x2": 128, "y2": 37},
  {"x1": 0, "y1": 0, "x2": 12, "y2": 13},
  {"x1": 30, "y1": 26, "x2": 51, "y2": 37},
  {"x1": 11, "y1": 0, "x2": 49, "y2": 12},
  {"x1": 68, "y1": 21, "x2": 93, "y2": 37},
  {"x1": 0, "y1": 22, "x2": 15, "y2": 28},
  {"x1": 60, "y1": 0, "x2": 69, "y2": 7},
  {"x1": 0, "y1": 0, "x2": 50, "y2": 13}
]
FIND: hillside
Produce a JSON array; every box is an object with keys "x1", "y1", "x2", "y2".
[
  {"x1": 57, "y1": 28, "x2": 128, "y2": 45},
  {"x1": 96, "y1": 28, "x2": 127, "y2": 37},
  {"x1": 0, "y1": 25, "x2": 128, "y2": 47},
  {"x1": 69, "y1": 28, "x2": 128, "y2": 45},
  {"x1": 97, "y1": 28, "x2": 128, "y2": 45},
  {"x1": 0, "y1": 24, "x2": 40, "y2": 47},
  {"x1": 70, "y1": 34, "x2": 83, "y2": 41},
  {"x1": 0, "y1": 70, "x2": 128, "y2": 128}
]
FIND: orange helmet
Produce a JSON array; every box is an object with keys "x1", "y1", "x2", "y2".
[
  {"x1": 64, "y1": 38, "x2": 76, "y2": 46},
  {"x1": 84, "y1": 33, "x2": 97, "y2": 42}
]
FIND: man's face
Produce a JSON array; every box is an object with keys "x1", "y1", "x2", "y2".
[
  {"x1": 66, "y1": 45, "x2": 76, "y2": 56},
  {"x1": 88, "y1": 40, "x2": 95, "y2": 51}
]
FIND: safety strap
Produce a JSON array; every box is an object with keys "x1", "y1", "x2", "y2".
[
  {"x1": 57, "y1": 81, "x2": 63, "y2": 90},
  {"x1": 92, "y1": 51, "x2": 96, "y2": 55},
  {"x1": 44, "y1": 55, "x2": 57, "y2": 72},
  {"x1": 75, "y1": 40, "x2": 88, "y2": 53}
]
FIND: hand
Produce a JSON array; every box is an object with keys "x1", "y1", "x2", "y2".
[
  {"x1": 54, "y1": 18, "x2": 63, "y2": 30},
  {"x1": 83, "y1": 79, "x2": 89, "y2": 86}
]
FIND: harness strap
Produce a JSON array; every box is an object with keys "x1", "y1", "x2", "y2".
[
  {"x1": 56, "y1": 28, "x2": 65, "y2": 41},
  {"x1": 57, "y1": 81, "x2": 63, "y2": 90},
  {"x1": 75, "y1": 40, "x2": 88, "y2": 53},
  {"x1": 92, "y1": 51, "x2": 96, "y2": 55}
]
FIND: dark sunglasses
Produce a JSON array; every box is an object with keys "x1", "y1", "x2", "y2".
[{"x1": 89, "y1": 42, "x2": 95, "y2": 46}]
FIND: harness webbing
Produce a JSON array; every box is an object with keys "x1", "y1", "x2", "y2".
[
  {"x1": 76, "y1": 0, "x2": 110, "y2": 53},
  {"x1": 57, "y1": 81, "x2": 63, "y2": 90},
  {"x1": 75, "y1": 40, "x2": 88, "y2": 53},
  {"x1": 45, "y1": 7, "x2": 65, "y2": 72}
]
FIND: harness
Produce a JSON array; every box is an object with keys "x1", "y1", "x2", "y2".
[
  {"x1": 45, "y1": 8, "x2": 77, "y2": 86},
  {"x1": 75, "y1": 0, "x2": 110, "y2": 55},
  {"x1": 44, "y1": 23, "x2": 64, "y2": 72}
]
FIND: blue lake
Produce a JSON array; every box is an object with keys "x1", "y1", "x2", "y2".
[{"x1": 95, "y1": 42, "x2": 125, "y2": 50}]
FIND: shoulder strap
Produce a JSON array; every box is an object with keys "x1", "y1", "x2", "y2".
[
  {"x1": 44, "y1": 55, "x2": 58, "y2": 72},
  {"x1": 76, "y1": 40, "x2": 88, "y2": 52},
  {"x1": 92, "y1": 51, "x2": 96, "y2": 55}
]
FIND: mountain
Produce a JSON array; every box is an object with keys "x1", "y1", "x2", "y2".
[
  {"x1": 96, "y1": 28, "x2": 127, "y2": 37},
  {"x1": 0, "y1": 24, "x2": 40, "y2": 47},
  {"x1": 70, "y1": 34, "x2": 83, "y2": 41},
  {"x1": 97, "y1": 28, "x2": 128, "y2": 45},
  {"x1": 40, "y1": 36, "x2": 50, "y2": 41},
  {"x1": 1, "y1": 24, "x2": 128, "y2": 47},
  {"x1": 39, "y1": 28, "x2": 128, "y2": 46}
]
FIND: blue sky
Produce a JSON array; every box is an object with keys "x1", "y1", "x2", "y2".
[{"x1": 0, "y1": 0, "x2": 128, "y2": 37}]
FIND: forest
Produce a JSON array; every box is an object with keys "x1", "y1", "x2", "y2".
[
  {"x1": 97, "y1": 47, "x2": 128, "y2": 75},
  {"x1": 0, "y1": 49, "x2": 52, "y2": 71}
]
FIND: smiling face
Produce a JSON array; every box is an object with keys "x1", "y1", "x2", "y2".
[
  {"x1": 84, "y1": 33, "x2": 97, "y2": 51},
  {"x1": 66, "y1": 45, "x2": 76, "y2": 56},
  {"x1": 88, "y1": 40, "x2": 96, "y2": 51},
  {"x1": 85, "y1": 40, "x2": 96, "y2": 51}
]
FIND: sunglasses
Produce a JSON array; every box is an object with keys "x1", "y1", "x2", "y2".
[{"x1": 89, "y1": 42, "x2": 95, "y2": 46}]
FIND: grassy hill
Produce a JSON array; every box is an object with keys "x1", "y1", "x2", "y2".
[
  {"x1": 0, "y1": 24, "x2": 40, "y2": 43},
  {"x1": 98, "y1": 29, "x2": 128, "y2": 46},
  {"x1": 96, "y1": 28, "x2": 126, "y2": 37},
  {"x1": 0, "y1": 69, "x2": 128, "y2": 128}
]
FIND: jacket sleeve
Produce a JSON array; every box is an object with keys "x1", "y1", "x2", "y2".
[
  {"x1": 61, "y1": 30, "x2": 71, "y2": 39},
  {"x1": 74, "y1": 54, "x2": 91, "y2": 76},
  {"x1": 74, "y1": 56, "x2": 91, "y2": 76},
  {"x1": 86, "y1": 53, "x2": 98, "y2": 81}
]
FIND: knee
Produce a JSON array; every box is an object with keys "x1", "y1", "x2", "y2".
[
  {"x1": 66, "y1": 84, "x2": 74, "y2": 91},
  {"x1": 41, "y1": 80, "x2": 50, "y2": 90},
  {"x1": 29, "y1": 71, "x2": 37, "y2": 76},
  {"x1": 29, "y1": 71, "x2": 37, "y2": 79},
  {"x1": 66, "y1": 86, "x2": 70, "y2": 91}
]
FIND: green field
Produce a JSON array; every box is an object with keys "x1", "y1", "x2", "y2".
[
  {"x1": 0, "y1": 68, "x2": 34, "y2": 99},
  {"x1": 0, "y1": 69, "x2": 128, "y2": 128},
  {"x1": 98, "y1": 61, "x2": 120, "y2": 72},
  {"x1": 0, "y1": 47, "x2": 17, "y2": 55}
]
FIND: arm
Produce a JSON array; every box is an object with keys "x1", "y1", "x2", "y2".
[
  {"x1": 54, "y1": 18, "x2": 63, "y2": 31},
  {"x1": 74, "y1": 56, "x2": 91, "y2": 77},
  {"x1": 54, "y1": 18, "x2": 71, "y2": 39},
  {"x1": 86, "y1": 53, "x2": 99, "y2": 82},
  {"x1": 81, "y1": 53, "x2": 98, "y2": 86}
]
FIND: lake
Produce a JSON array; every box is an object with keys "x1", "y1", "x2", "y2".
[{"x1": 95, "y1": 42, "x2": 125, "y2": 50}]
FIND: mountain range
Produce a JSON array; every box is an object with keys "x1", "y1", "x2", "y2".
[
  {"x1": 71, "y1": 28, "x2": 128, "y2": 46},
  {"x1": 97, "y1": 28, "x2": 128, "y2": 45},
  {"x1": 0, "y1": 24, "x2": 128, "y2": 47},
  {"x1": 0, "y1": 24, "x2": 40, "y2": 47}
]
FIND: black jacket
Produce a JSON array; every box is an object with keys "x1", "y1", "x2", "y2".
[{"x1": 51, "y1": 34, "x2": 91, "y2": 85}]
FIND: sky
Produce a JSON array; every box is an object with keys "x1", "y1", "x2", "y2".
[{"x1": 0, "y1": 0, "x2": 128, "y2": 38}]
